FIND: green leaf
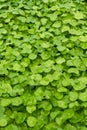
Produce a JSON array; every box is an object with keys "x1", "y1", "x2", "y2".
[
  {"x1": 40, "y1": 78, "x2": 49, "y2": 85},
  {"x1": 38, "y1": 101, "x2": 52, "y2": 111},
  {"x1": 57, "y1": 87, "x2": 67, "y2": 92},
  {"x1": 49, "y1": 13, "x2": 57, "y2": 21},
  {"x1": 52, "y1": 21, "x2": 61, "y2": 28},
  {"x1": 1, "y1": 98, "x2": 11, "y2": 107},
  {"x1": 61, "y1": 25, "x2": 69, "y2": 32},
  {"x1": 54, "y1": 92, "x2": 63, "y2": 100},
  {"x1": 15, "y1": 112, "x2": 26, "y2": 124},
  {"x1": 67, "y1": 68, "x2": 79, "y2": 75},
  {"x1": 11, "y1": 97, "x2": 22, "y2": 106},
  {"x1": 79, "y1": 127, "x2": 87, "y2": 130},
  {"x1": 0, "y1": 106, "x2": 5, "y2": 117},
  {"x1": 79, "y1": 36, "x2": 87, "y2": 42},
  {"x1": 26, "y1": 105, "x2": 36, "y2": 113},
  {"x1": 69, "y1": 91, "x2": 78, "y2": 101},
  {"x1": 45, "y1": 122, "x2": 58, "y2": 130},
  {"x1": 50, "y1": 110, "x2": 60, "y2": 120},
  {"x1": 29, "y1": 53, "x2": 37, "y2": 60},
  {"x1": 74, "y1": 11, "x2": 85, "y2": 20},
  {"x1": 0, "y1": 82, "x2": 12, "y2": 94},
  {"x1": 41, "y1": 42, "x2": 50, "y2": 48},
  {"x1": 27, "y1": 116, "x2": 37, "y2": 127},
  {"x1": 0, "y1": 118, "x2": 7, "y2": 127},
  {"x1": 42, "y1": 0, "x2": 49, "y2": 3},
  {"x1": 64, "y1": 124, "x2": 76, "y2": 130},
  {"x1": 56, "y1": 57, "x2": 65, "y2": 64},
  {"x1": 70, "y1": 112, "x2": 84, "y2": 123},
  {"x1": 56, "y1": 116, "x2": 65, "y2": 126},
  {"x1": 41, "y1": 18, "x2": 47, "y2": 25},
  {"x1": 5, "y1": 124, "x2": 19, "y2": 130},
  {"x1": 62, "y1": 109, "x2": 74, "y2": 119},
  {"x1": 80, "y1": 43, "x2": 87, "y2": 49},
  {"x1": 69, "y1": 101, "x2": 79, "y2": 108},
  {"x1": 57, "y1": 100, "x2": 67, "y2": 109},
  {"x1": 73, "y1": 82, "x2": 86, "y2": 91},
  {"x1": 13, "y1": 63, "x2": 21, "y2": 71},
  {"x1": 34, "y1": 87, "x2": 44, "y2": 101},
  {"x1": 79, "y1": 91, "x2": 87, "y2": 101}
]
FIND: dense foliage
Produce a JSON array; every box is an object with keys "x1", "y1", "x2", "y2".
[{"x1": 0, "y1": 0, "x2": 87, "y2": 130}]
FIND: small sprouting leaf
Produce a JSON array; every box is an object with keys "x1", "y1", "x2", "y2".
[
  {"x1": 79, "y1": 91, "x2": 87, "y2": 101},
  {"x1": 11, "y1": 97, "x2": 22, "y2": 106},
  {"x1": 56, "y1": 57, "x2": 65, "y2": 64},
  {"x1": 5, "y1": 124, "x2": 18, "y2": 130},
  {"x1": 74, "y1": 11, "x2": 85, "y2": 20},
  {"x1": 41, "y1": 42, "x2": 50, "y2": 48},
  {"x1": 79, "y1": 36, "x2": 87, "y2": 42},
  {"x1": 15, "y1": 112, "x2": 26, "y2": 124},
  {"x1": 27, "y1": 116, "x2": 37, "y2": 127},
  {"x1": 26, "y1": 106, "x2": 36, "y2": 113},
  {"x1": 61, "y1": 26, "x2": 69, "y2": 32},
  {"x1": 41, "y1": 18, "x2": 47, "y2": 25},
  {"x1": 64, "y1": 124, "x2": 76, "y2": 130},
  {"x1": 49, "y1": 13, "x2": 57, "y2": 21},
  {"x1": 38, "y1": 101, "x2": 52, "y2": 111},
  {"x1": 13, "y1": 63, "x2": 21, "y2": 71},
  {"x1": 42, "y1": 0, "x2": 49, "y2": 3},
  {"x1": 52, "y1": 21, "x2": 61, "y2": 28},
  {"x1": 69, "y1": 91, "x2": 78, "y2": 101},
  {"x1": 29, "y1": 53, "x2": 37, "y2": 60},
  {"x1": 1, "y1": 98, "x2": 11, "y2": 107},
  {"x1": 0, "y1": 118, "x2": 7, "y2": 127},
  {"x1": 57, "y1": 100, "x2": 67, "y2": 109},
  {"x1": 63, "y1": 109, "x2": 74, "y2": 119}
]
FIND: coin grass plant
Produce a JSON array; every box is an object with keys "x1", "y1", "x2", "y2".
[{"x1": 0, "y1": 0, "x2": 87, "y2": 130}]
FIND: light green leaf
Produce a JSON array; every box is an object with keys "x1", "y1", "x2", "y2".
[
  {"x1": 69, "y1": 91, "x2": 78, "y2": 101},
  {"x1": 15, "y1": 112, "x2": 26, "y2": 124},
  {"x1": 57, "y1": 100, "x2": 67, "y2": 109},
  {"x1": 27, "y1": 116, "x2": 37, "y2": 127},
  {"x1": 79, "y1": 91, "x2": 87, "y2": 101},
  {"x1": 56, "y1": 116, "x2": 65, "y2": 126},
  {"x1": 11, "y1": 97, "x2": 22, "y2": 106},
  {"x1": 41, "y1": 42, "x2": 50, "y2": 48},
  {"x1": 5, "y1": 124, "x2": 18, "y2": 130},
  {"x1": 0, "y1": 118, "x2": 7, "y2": 127},
  {"x1": 73, "y1": 82, "x2": 86, "y2": 91},
  {"x1": 1, "y1": 98, "x2": 11, "y2": 107},
  {"x1": 26, "y1": 106, "x2": 36, "y2": 113},
  {"x1": 61, "y1": 26, "x2": 69, "y2": 32},
  {"x1": 13, "y1": 63, "x2": 21, "y2": 71},
  {"x1": 50, "y1": 110, "x2": 60, "y2": 120},
  {"x1": 49, "y1": 13, "x2": 57, "y2": 21},
  {"x1": 29, "y1": 53, "x2": 37, "y2": 60},
  {"x1": 41, "y1": 18, "x2": 47, "y2": 25},
  {"x1": 63, "y1": 109, "x2": 74, "y2": 119},
  {"x1": 57, "y1": 87, "x2": 67, "y2": 92},
  {"x1": 42, "y1": 0, "x2": 49, "y2": 3},
  {"x1": 52, "y1": 21, "x2": 61, "y2": 28},
  {"x1": 38, "y1": 101, "x2": 52, "y2": 111},
  {"x1": 34, "y1": 87, "x2": 44, "y2": 101},
  {"x1": 74, "y1": 11, "x2": 85, "y2": 20},
  {"x1": 56, "y1": 57, "x2": 65, "y2": 64},
  {"x1": 64, "y1": 124, "x2": 76, "y2": 130},
  {"x1": 68, "y1": 68, "x2": 79, "y2": 75},
  {"x1": 79, "y1": 36, "x2": 87, "y2": 42}
]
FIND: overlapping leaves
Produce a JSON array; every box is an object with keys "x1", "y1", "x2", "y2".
[{"x1": 0, "y1": 0, "x2": 87, "y2": 130}]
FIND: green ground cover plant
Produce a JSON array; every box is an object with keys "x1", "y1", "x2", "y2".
[{"x1": 0, "y1": 0, "x2": 87, "y2": 129}]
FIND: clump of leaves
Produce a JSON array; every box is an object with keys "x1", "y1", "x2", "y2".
[{"x1": 0, "y1": 0, "x2": 87, "y2": 130}]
